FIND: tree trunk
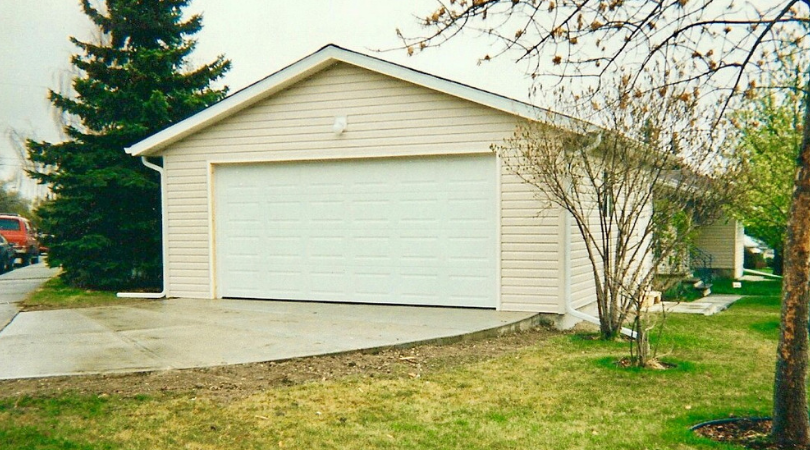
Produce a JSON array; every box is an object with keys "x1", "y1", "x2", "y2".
[
  {"x1": 772, "y1": 75, "x2": 810, "y2": 448},
  {"x1": 631, "y1": 313, "x2": 650, "y2": 367}
]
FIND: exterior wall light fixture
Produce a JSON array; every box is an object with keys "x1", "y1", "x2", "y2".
[{"x1": 333, "y1": 116, "x2": 348, "y2": 135}]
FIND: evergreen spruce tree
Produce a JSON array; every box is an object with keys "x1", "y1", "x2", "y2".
[{"x1": 28, "y1": 0, "x2": 230, "y2": 290}]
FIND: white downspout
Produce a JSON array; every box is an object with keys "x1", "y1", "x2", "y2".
[
  {"x1": 562, "y1": 132, "x2": 636, "y2": 339},
  {"x1": 116, "y1": 156, "x2": 168, "y2": 299},
  {"x1": 562, "y1": 211, "x2": 636, "y2": 338}
]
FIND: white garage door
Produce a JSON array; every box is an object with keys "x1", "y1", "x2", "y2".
[{"x1": 213, "y1": 154, "x2": 497, "y2": 308}]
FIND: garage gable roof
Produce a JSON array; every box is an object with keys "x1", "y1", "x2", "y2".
[{"x1": 126, "y1": 44, "x2": 576, "y2": 157}]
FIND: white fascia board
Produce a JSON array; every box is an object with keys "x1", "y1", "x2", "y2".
[{"x1": 126, "y1": 44, "x2": 584, "y2": 157}]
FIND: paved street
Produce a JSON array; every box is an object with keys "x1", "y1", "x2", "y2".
[{"x1": 0, "y1": 261, "x2": 60, "y2": 330}]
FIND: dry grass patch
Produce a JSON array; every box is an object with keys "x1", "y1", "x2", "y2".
[{"x1": 21, "y1": 277, "x2": 158, "y2": 311}]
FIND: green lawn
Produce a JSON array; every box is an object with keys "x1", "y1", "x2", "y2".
[
  {"x1": 22, "y1": 278, "x2": 158, "y2": 311},
  {"x1": 712, "y1": 278, "x2": 782, "y2": 296},
  {"x1": 0, "y1": 280, "x2": 786, "y2": 449}
]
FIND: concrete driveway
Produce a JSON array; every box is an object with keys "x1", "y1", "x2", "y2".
[{"x1": 0, "y1": 278, "x2": 538, "y2": 379}]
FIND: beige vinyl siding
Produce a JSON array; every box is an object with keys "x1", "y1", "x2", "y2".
[
  {"x1": 158, "y1": 62, "x2": 563, "y2": 311},
  {"x1": 733, "y1": 220, "x2": 744, "y2": 278},
  {"x1": 499, "y1": 168, "x2": 562, "y2": 312},
  {"x1": 563, "y1": 192, "x2": 602, "y2": 312},
  {"x1": 568, "y1": 217, "x2": 598, "y2": 310},
  {"x1": 694, "y1": 216, "x2": 744, "y2": 278},
  {"x1": 565, "y1": 190, "x2": 654, "y2": 311},
  {"x1": 162, "y1": 155, "x2": 209, "y2": 298},
  {"x1": 168, "y1": 66, "x2": 518, "y2": 161},
  {"x1": 634, "y1": 201, "x2": 656, "y2": 281}
]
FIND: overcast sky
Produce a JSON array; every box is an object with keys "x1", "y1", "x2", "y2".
[{"x1": 0, "y1": 1, "x2": 534, "y2": 197}]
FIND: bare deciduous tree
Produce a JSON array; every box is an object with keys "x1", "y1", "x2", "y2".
[
  {"x1": 499, "y1": 79, "x2": 737, "y2": 366},
  {"x1": 405, "y1": 1, "x2": 810, "y2": 445}
]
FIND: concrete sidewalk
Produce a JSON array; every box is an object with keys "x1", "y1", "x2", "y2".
[
  {"x1": 0, "y1": 262, "x2": 61, "y2": 330},
  {"x1": 0, "y1": 298, "x2": 538, "y2": 380},
  {"x1": 649, "y1": 294, "x2": 742, "y2": 316}
]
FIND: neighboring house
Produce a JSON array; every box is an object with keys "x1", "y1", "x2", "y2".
[
  {"x1": 125, "y1": 44, "x2": 619, "y2": 323},
  {"x1": 743, "y1": 235, "x2": 774, "y2": 270},
  {"x1": 693, "y1": 215, "x2": 745, "y2": 279}
]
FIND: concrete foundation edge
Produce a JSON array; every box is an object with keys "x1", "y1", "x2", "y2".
[{"x1": 207, "y1": 313, "x2": 555, "y2": 372}]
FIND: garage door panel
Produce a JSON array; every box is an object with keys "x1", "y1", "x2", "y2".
[
  {"x1": 354, "y1": 240, "x2": 391, "y2": 256},
  {"x1": 223, "y1": 185, "x2": 260, "y2": 198},
  {"x1": 309, "y1": 181, "x2": 343, "y2": 193},
  {"x1": 215, "y1": 155, "x2": 497, "y2": 308},
  {"x1": 266, "y1": 205, "x2": 304, "y2": 221},
  {"x1": 355, "y1": 271, "x2": 389, "y2": 289},
  {"x1": 401, "y1": 293, "x2": 440, "y2": 304},
  {"x1": 263, "y1": 238, "x2": 304, "y2": 256},
  {"x1": 447, "y1": 236, "x2": 491, "y2": 254},
  {"x1": 228, "y1": 235, "x2": 261, "y2": 247},
  {"x1": 449, "y1": 217, "x2": 491, "y2": 226}
]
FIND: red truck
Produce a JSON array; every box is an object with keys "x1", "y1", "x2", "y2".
[{"x1": 0, "y1": 214, "x2": 40, "y2": 266}]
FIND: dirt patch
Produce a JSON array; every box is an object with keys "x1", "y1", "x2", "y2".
[
  {"x1": 20, "y1": 297, "x2": 160, "y2": 312},
  {"x1": 0, "y1": 326, "x2": 557, "y2": 402},
  {"x1": 694, "y1": 418, "x2": 810, "y2": 449}
]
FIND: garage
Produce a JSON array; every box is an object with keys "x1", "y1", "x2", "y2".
[
  {"x1": 126, "y1": 45, "x2": 578, "y2": 314},
  {"x1": 213, "y1": 154, "x2": 498, "y2": 308}
]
